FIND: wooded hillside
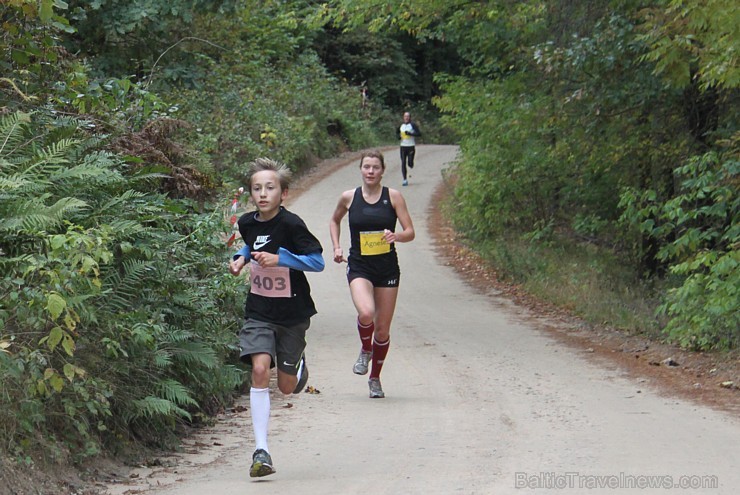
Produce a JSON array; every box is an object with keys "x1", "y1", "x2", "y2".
[{"x1": 1, "y1": 0, "x2": 736, "y2": 484}]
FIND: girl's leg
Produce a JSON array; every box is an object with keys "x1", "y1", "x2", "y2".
[
  {"x1": 349, "y1": 278, "x2": 376, "y2": 374},
  {"x1": 349, "y1": 278, "x2": 376, "y2": 331},
  {"x1": 369, "y1": 287, "x2": 399, "y2": 379},
  {"x1": 357, "y1": 318, "x2": 374, "y2": 353}
]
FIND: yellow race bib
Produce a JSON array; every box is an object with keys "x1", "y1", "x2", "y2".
[{"x1": 360, "y1": 231, "x2": 390, "y2": 256}]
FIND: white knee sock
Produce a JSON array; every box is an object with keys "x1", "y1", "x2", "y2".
[{"x1": 250, "y1": 387, "x2": 270, "y2": 452}]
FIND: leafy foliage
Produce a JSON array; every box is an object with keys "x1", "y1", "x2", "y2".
[
  {"x1": 639, "y1": 0, "x2": 739, "y2": 90},
  {"x1": 64, "y1": 0, "x2": 241, "y2": 77},
  {"x1": 2, "y1": 1, "x2": 738, "y2": 484},
  {"x1": 620, "y1": 149, "x2": 739, "y2": 349},
  {"x1": 324, "y1": 0, "x2": 738, "y2": 349},
  {"x1": 0, "y1": 110, "x2": 245, "y2": 459},
  {"x1": 151, "y1": 3, "x2": 386, "y2": 184}
]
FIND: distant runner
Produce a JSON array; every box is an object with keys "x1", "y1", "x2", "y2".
[{"x1": 397, "y1": 111, "x2": 422, "y2": 186}]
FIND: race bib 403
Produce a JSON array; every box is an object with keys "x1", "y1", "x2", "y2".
[
  {"x1": 249, "y1": 261, "x2": 291, "y2": 298},
  {"x1": 360, "y1": 231, "x2": 390, "y2": 256}
]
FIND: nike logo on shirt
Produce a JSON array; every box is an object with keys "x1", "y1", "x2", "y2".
[{"x1": 253, "y1": 235, "x2": 271, "y2": 250}]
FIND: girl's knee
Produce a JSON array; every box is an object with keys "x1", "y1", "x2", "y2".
[
  {"x1": 358, "y1": 312, "x2": 374, "y2": 326},
  {"x1": 373, "y1": 326, "x2": 390, "y2": 341}
]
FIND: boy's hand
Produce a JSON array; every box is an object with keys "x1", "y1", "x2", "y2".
[
  {"x1": 252, "y1": 251, "x2": 279, "y2": 267},
  {"x1": 229, "y1": 256, "x2": 246, "y2": 276}
]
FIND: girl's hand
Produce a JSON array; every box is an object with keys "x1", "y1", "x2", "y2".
[
  {"x1": 333, "y1": 247, "x2": 346, "y2": 264},
  {"x1": 251, "y1": 251, "x2": 279, "y2": 267},
  {"x1": 383, "y1": 229, "x2": 397, "y2": 244}
]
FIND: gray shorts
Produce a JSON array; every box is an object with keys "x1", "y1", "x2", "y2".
[{"x1": 238, "y1": 318, "x2": 309, "y2": 375}]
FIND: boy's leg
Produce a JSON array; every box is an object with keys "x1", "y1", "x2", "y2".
[
  {"x1": 249, "y1": 353, "x2": 276, "y2": 477},
  {"x1": 275, "y1": 320, "x2": 310, "y2": 394},
  {"x1": 250, "y1": 353, "x2": 272, "y2": 451},
  {"x1": 250, "y1": 386, "x2": 270, "y2": 452},
  {"x1": 239, "y1": 321, "x2": 278, "y2": 477}
]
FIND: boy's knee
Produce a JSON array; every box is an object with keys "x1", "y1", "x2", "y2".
[
  {"x1": 276, "y1": 373, "x2": 296, "y2": 394},
  {"x1": 251, "y1": 363, "x2": 270, "y2": 383}
]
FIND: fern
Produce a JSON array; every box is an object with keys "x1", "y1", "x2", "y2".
[
  {"x1": 11, "y1": 197, "x2": 89, "y2": 233},
  {"x1": 96, "y1": 190, "x2": 148, "y2": 216},
  {"x1": 0, "y1": 169, "x2": 49, "y2": 196},
  {"x1": 29, "y1": 138, "x2": 79, "y2": 166},
  {"x1": 126, "y1": 396, "x2": 192, "y2": 422},
  {"x1": 153, "y1": 349, "x2": 173, "y2": 368},
  {"x1": 169, "y1": 342, "x2": 219, "y2": 370},
  {"x1": 0, "y1": 174, "x2": 33, "y2": 192},
  {"x1": 50, "y1": 162, "x2": 119, "y2": 184},
  {"x1": 105, "y1": 219, "x2": 146, "y2": 237},
  {"x1": 3, "y1": 110, "x2": 241, "y2": 457},
  {"x1": 0, "y1": 112, "x2": 31, "y2": 157},
  {"x1": 102, "y1": 259, "x2": 154, "y2": 312},
  {"x1": 69, "y1": 136, "x2": 108, "y2": 162},
  {"x1": 157, "y1": 379, "x2": 198, "y2": 408}
]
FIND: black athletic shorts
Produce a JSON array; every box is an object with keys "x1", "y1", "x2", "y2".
[{"x1": 346, "y1": 258, "x2": 400, "y2": 288}]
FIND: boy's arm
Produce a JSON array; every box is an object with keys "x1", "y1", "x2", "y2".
[
  {"x1": 229, "y1": 245, "x2": 250, "y2": 276},
  {"x1": 277, "y1": 247, "x2": 325, "y2": 272},
  {"x1": 233, "y1": 245, "x2": 250, "y2": 260}
]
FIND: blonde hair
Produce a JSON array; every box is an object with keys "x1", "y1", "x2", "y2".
[
  {"x1": 359, "y1": 149, "x2": 386, "y2": 170},
  {"x1": 247, "y1": 157, "x2": 293, "y2": 190}
]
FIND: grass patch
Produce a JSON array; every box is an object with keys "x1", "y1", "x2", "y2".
[{"x1": 471, "y1": 234, "x2": 666, "y2": 339}]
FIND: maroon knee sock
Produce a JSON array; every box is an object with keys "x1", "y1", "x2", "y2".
[
  {"x1": 370, "y1": 337, "x2": 390, "y2": 379},
  {"x1": 357, "y1": 319, "x2": 374, "y2": 353}
]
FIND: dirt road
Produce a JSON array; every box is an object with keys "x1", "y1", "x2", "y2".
[{"x1": 105, "y1": 145, "x2": 739, "y2": 494}]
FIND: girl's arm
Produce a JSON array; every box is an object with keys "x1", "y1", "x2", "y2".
[{"x1": 386, "y1": 189, "x2": 415, "y2": 244}]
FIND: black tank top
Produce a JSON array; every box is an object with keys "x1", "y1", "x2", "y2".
[{"x1": 348, "y1": 186, "x2": 398, "y2": 262}]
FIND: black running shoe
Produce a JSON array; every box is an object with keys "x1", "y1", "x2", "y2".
[
  {"x1": 250, "y1": 449, "x2": 276, "y2": 477},
  {"x1": 293, "y1": 355, "x2": 308, "y2": 394}
]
